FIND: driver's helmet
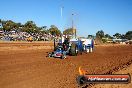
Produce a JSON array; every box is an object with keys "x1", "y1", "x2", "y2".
[
  {"x1": 58, "y1": 46, "x2": 63, "y2": 50},
  {"x1": 59, "y1": 47, "x2": 61, "y2": 50}
]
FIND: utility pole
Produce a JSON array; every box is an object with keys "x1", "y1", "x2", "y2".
[
  {"x1": 72, "y1": 13, "x2": 74, "y2": 29},
  {"x1": 60, "y1": 6, "x2": 65, "y2": 43},
  {"x1": 72, "y1": 13, "x2": 76, "y2": 38}
]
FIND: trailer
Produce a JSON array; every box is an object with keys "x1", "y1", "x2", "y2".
[
  {"x1": 69, "y1": 38, "x2": 94, "y2": 55},
  {"x1": 81, "y1": 39, "x2": 94, "y2": 53}
]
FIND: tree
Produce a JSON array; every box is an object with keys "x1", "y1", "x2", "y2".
[
  {"x1": 16, "y1": 23, "x2": 22, "y2": 28},
  {"x1": 96, "y1": 30, "x2": 104, "y2": 39},
  {"x1": 2, "y1": 20, "x2": 17, "y2": 31},
  {"x1": 42, "y1": 26, "x2": 47, "y2": 30},
  {"x1": 63, "y1": 28, "x2": 75, "y2": 35},
  {"x1": 105, "y1": 34, "x2": 112, "y2": 39},
  {"x1": 48, "y1": 25, "x2": 61, "y2": 36},
  {"x1": 87, "y1": 35, "x2": 94, "y2": 39},
  {"x1": 37, "y1": 26, "x2": 48, "y2": 34},
  {"x1": 0, "y1": 19, "x2": 2, "y2": 30},
  {"x1": 125, "y1": 31, "x2": 132, "y2": 40},
  {"x1": 23, "y1": 21, "x2": 39, "y2": 33},
  {"x1": 121, "y1": 34, "x2": 125, "y2": 39},
  {"x1": 113, "y1": 33, "x2": 121, "y2": 39},
  {"x1": 40, "y1": 26, "x2": 48, "y2": 34}
]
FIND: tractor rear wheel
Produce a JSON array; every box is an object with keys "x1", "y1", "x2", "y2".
[{"x1": 70, "y1": 43, "x2": 78, "y2": 56}]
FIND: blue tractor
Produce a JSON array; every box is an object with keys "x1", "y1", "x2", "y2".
[{"x1": 48, "y1": 37, "x2": 94, "y2": 59}]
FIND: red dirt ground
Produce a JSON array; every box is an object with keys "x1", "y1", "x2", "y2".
[{"x1": 0, "y1": 42, "x2": 132, "y2": 88}]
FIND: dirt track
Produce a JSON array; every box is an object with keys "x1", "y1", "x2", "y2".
[{"x1": 0, "y1": 42, "x2": 132, "y2": 88}]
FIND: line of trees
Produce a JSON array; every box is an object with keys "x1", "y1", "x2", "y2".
[
  {"x1": 0, "y1": 19, "x2": 131, "y2": 40},
  {"x1": 0, "y1": 19, "x2": 61, "y2": 36},
  {"x1": 95, "y1": 30, "x2": 132, "y2": 42},
  {"x1": 63, "y1": 28, "x2": 76, "y2": 35},
  {"x1": 63, "y1": 28, "x2": 132, "y2": 40}
]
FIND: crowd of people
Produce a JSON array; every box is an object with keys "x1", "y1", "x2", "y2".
[{"x1": 0, "y1": 30, "x2": 59, "y2": 42}]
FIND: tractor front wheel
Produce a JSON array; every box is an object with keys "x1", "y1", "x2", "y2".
[{"x1": 61, "y1": 55, "x2": 66, "y2": 59}]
